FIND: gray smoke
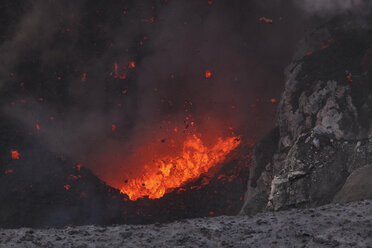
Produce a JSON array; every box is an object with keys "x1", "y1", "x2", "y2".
[
  {"x1": 294, "y1": 0, "x2": 359, "y2": 14},
  {"x1": 2, "y1": 0, "x2": 365, "y2": 187}
]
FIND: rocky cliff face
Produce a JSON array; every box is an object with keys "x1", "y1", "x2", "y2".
[{"x1": 241, "y1": 10, "x2": 372, "y2": 214}]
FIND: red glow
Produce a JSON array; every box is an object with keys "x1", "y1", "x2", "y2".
[
  {"x1": 64, "y1": 185, "x2": 71, "y2": 190},
  {"x1": 120, "y1": 134, "x2": 240, "y2": 200},
  {"x1": 114, "y1": 63, "x2": 127, "y2": 79},
  {"x1": 205, "y1": 70, "x2": 212, "y2": 79},
  {"x1": 4, "y1": 169, "x2": 13, "y2": 175},
  {"x1": 321, "y1": 43, "x2": 329, "y2": 49},
  {"x1": 259, "y1": 17, "x2": 273, "y2": 24},
  {"x1": 11, "y1": 150, "x2": 20, "y2": 160},
  {"x1": 347, "y1": 75, "x2": 353, "y2": 82},
  {"x1": 69, "y1": 174, "x2": 79, "y2": 180},
  {"x1": 305, "y1": 51, "x2": 313, "y2": 56},
  {"x1": 82, "y1": 72, "x2": 87, "y2": 82},
  {"x1": 129, "y1": 61, "x2": 136, "y2": 69},
  {"x1": 111, "y1": 124, "x2": 117, "y2": 131},
  {"x1": 118, "y1": 74, "x2": 127, "y2": 79},
  {"x1": 36, "y1": 122, "x2": 40, "y2": 131}
]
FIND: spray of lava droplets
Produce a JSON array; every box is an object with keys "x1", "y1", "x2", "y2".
[{"x1": 120, "y1": 134, "x2": 241, "y2": 200}]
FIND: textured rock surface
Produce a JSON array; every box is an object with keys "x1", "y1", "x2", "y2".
[
  {"x1": 241, "y1": 7, "x2": 372, "y2": 215},
  {"x1": 333, "y1": 164, "x2": 372, "y2": 203},
  {"x1": 0, "y1": 200, "x2": 370, "y2": 248}
]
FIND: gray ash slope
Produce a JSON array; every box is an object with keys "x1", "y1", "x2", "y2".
[
  {"x1": 241, "y1": 3, "x2": 372, "y2": 215},
  {"x1": 0, "y1": 200, "x2": 371, "y2": 248}
]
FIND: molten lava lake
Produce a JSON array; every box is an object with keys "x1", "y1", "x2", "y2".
[{"x1": 119, "y1": 134, "x2": 241, "y2": 200}]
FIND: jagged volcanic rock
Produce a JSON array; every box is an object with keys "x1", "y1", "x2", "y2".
[{"x1": 241, "y1": 5, "x2": 372, "y2": 214}]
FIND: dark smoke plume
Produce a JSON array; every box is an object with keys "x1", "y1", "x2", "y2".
[{"x1": 2, "y1": 0, "x2": 365, "y2": 186}]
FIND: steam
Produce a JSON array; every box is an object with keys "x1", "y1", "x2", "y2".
[{"x1": 294, "y1": 0, "x2": 359, "y2": 14}]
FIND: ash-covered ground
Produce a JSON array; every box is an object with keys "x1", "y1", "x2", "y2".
[{"x1": 0, "y1": 200, "x2": 371, "y2": 248}]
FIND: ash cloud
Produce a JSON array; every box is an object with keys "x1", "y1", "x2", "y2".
[
  {"x1": 0, "y1": 0, "x2": 154, "y2": 172},
  {"x1": 0, "y1": 0, "x2": 355, "y2": 186},
  {"x1": 294, "y1": 0, "x2": 360, "y2": 14}
]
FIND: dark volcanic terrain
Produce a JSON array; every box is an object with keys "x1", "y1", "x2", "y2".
[{"x1": 0, "y1": 200, "x2": 371, "y2": 248}]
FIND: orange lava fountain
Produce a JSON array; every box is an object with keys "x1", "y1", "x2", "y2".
[{"x1": 120, "y1": 134, "x2": 241, "y2": 200}]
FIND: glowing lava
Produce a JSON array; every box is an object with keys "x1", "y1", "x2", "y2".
[{"x1": 120, "y1": 134, "x2": 241, "y2": 200}]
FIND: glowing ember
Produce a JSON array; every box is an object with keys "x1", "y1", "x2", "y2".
[
  {"x1": 82, "y1": 72, "x2": 87, "y2": 82},
  {"x1": 259, "y1": 17, "x2": 273, "y2": 24},
  {"x1": 11, "y1": 150, "x2": 20, "y2": 160},
  {"x1": 114, "y1": 63, "x2": 127, "y2": 79},
  {"x1": 36, "y1": 121, "x2": 40, "y2": 131},
  {"x1": 347, "y1": 75, "x2": 353, "y2": 83},
  {"x1": 321, "y1": 43, "x2": 329, "y2": 49},
  {"x1": 129, "y1": 61, "x2": 136, "y2": 69},
  {"x1": 205, "y1": 70, "x2": 212, "y2": 79},
  {"x1": 120, "y1": 134, "x2": 241, "y2": 200},
  {"x1": 111, "y1": 124, "x2": 117, "y2": 132}
]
